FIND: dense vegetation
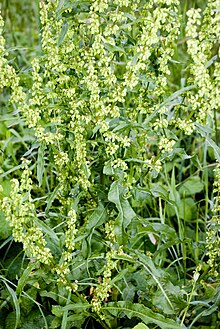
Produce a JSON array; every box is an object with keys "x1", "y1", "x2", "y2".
[{"x1": 0, "y1": 0, "x2": 219, "y2": 328}]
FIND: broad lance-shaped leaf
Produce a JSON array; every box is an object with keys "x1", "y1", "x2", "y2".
[
  {"x1": 86, "y1": 203, "x2": 107, "y2": 231},
  {"x1": 101, "y1": 302, "x2": 185, "y2": 329},
  {"x1": 108, "y1": 180, "x2": 136, "y2": 226},
  {"x1": 108, "y1": 180, "x2": 136, "y2": 244}
]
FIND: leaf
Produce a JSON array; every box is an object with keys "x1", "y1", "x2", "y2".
[
  {"x1": 23, "y1": 143, "x2": 39, "y2": 157},
  {"x1": 52, "y1": 303, "x2": 90, "y2": 318},
  {"x1": 3, "y1": 281, "x2": 20, "y2": 329},
  {"x1": 150, "y1": 183, "x2": 174, "y2": 204},
  {"x1": 45, "y1": 184, "x2": 61, "y2": 214},
  {"x1": 37, "y1": 144, "x2": 46, "y2": 187},
  {"x1": 34, "y1": 217, "x2": 61, "y2": 256},
  {"x1": 16, "y1": 263, "x2": 36, "y2": 295},
  {"x1": 58, "y1": 21, "x2": 69, "y2": 46},
  {"x1": 152, "y1": 282, "x2": 187, "y2": 315},
  {"x1": 205, "y1": 54, "x2": 218, "y2": 68},
  {"x1": 131, "y1": 53, "x2": 141, "y2": 66},
  {"x1": 5, "y1": 313, "x2": 17, "y2": 329},
  {"x1": 108, "y1": 181, "x2": 136, "y2": 226},
  {"x1": 0, "y1": 212, "x2": 12, "y2": 240},
  {"x1": 205, "y1": 137, "x2": 220, "y2": 163},
  {"x1": 133, "y1": 324, "x2": 149, "y2": 329},
  {"x1": 195, "y1": 123, "x2": 220, "y2": 162},
  {"x1": 108, "y1": 180, "x2": 136, "y2": 244},
  {"x1": 101, "y1": 302, "x2": 185, "y2": 329},
  {"x1": 40, "y1": 290, "x2": 58, "y2": 302},
  {"x1": 135, "y1": 252, "x2": 173, "y2": 310},
  {"x1": 56, "y1": 0, "x2": 66, "y2": 15},
  {"x1": 86, "y1": 203, "x2": 107, "y2": 231},
  {"x1": 122, "y1": 283, "x2": 136, "y2": 302},
  {"x1": 103, "y1": 160, "x2": 114, "y2": 175},
  {"x1": 178, "y1": 198, "x2": 196, "y2": 221},
  {"x1": 179, "y1": 176, "x2": 203, "y2": 196},
  {"x1": 104, "y1": 43, "x2": 125, "y2": 53},
  {"x1": 20, "y1": 287, "x2": 38, "y2": 314}
]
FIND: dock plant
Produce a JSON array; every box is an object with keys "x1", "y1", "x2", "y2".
[{"x1": 0, "y1": 0, "x2": 219, "y2": 328}]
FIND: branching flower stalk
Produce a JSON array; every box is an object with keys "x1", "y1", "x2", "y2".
[
  {"x1": 2, "y1": 159, "x2": 54, "y2": 266},
  {"x1": 206, "y1": 165, "x2": 220, "y2": 276},
  {"x1": 92, "y1": 249, "x2": 117, "y2": 318},
  {"x1": 186, "y1": 1, "x2": 220, "y2": 125}
]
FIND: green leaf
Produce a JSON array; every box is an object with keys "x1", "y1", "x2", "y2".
[
  {"x1": 152, "y1": 282, "x2": 187, "y2": 315},
  {"x1": 150, "y1": 183, "x2": 174, "y2": 204},
  {"x1": 122, "y1": 283, "x2": 136, "y2": 302},
  {"x1": 45, "y1": 184, "x2": 61, "y2": 214},
  {"x1": 58, "y1": 21, "x2": 69, "y2": 46},
  {"x1": 179, "y1": 176, "x2": 203, "y2": 196},
  {"x1": 5, "y1": 313, "x2": 17, "y2": 329},
  {"x1": 196, "y1": 123, "x2": 220, "y2": 162},
  {"x1": 86, "y1": 203, "x2": 107, "y2": 231},
  {"x1": 52, "y1": 303, "x2": 90, "y2": 318},
  {"x1": 205, "y1": 137, "x2": 220, "y2": 163},
  {"x1": 37, "y1": 144, "x2": 46, "y2": 187},
  {"x1": 0, "y1": 212, "x2": 11, "y2": 240},
  {"x1": 104, "y1": 43, "x2": 125, "y2": 53},
  {"x1": 133, "y1": 324, "x2": 149, "y2": 329},
  {"x1": 108, "y1": 181, "x2": 136, "y2": 226},
  {"x1": 178, "y1": 198, "x2": 196, "y2": 221},
  {"x1": 101, "y1": 302, "x2": 185, "y2": 329},
  {"x1": 145, "y1": 85, "x2": 196, "y2": 124},
  {"x1": 103, "y1": 160, "x2": 114, "y2": 175},
  {"x1": 16, "y1": 263, "x2": 36, "y2": 295},
  {"x1": 135, "y1": 252, "x2": 173, "y2": 310},
  {"x1": 108, "y1": 180, "x2": 136, "y2": 244},
  {"x1": 3, "y1": 281, "x2": 20, "y2": 329}
]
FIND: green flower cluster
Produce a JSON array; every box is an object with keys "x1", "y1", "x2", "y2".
[
  {"x1": 92, "y1": 249, "x2": 117, "y2": 316},
  {"x1": 206, "y1": 165, "x2": 220, "y2": 276},
  {"x1": 2, "y1": 159, "x2": 53, "y2": 265},
  {"x1": 186, "y1": 1, "x2": 220, "y2": 125}
]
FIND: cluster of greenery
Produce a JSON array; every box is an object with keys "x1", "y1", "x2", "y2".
[{"x1": 0, "y1": 0, "x2": 219, "y2": 328}]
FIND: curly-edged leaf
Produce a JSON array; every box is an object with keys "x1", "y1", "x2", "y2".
[
  {"x1": 101, "y1": 302, "x2": 185, "y2": 328},
  {"x1": 108, "y1": 180, "x2": 136, "y2": 244}
]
